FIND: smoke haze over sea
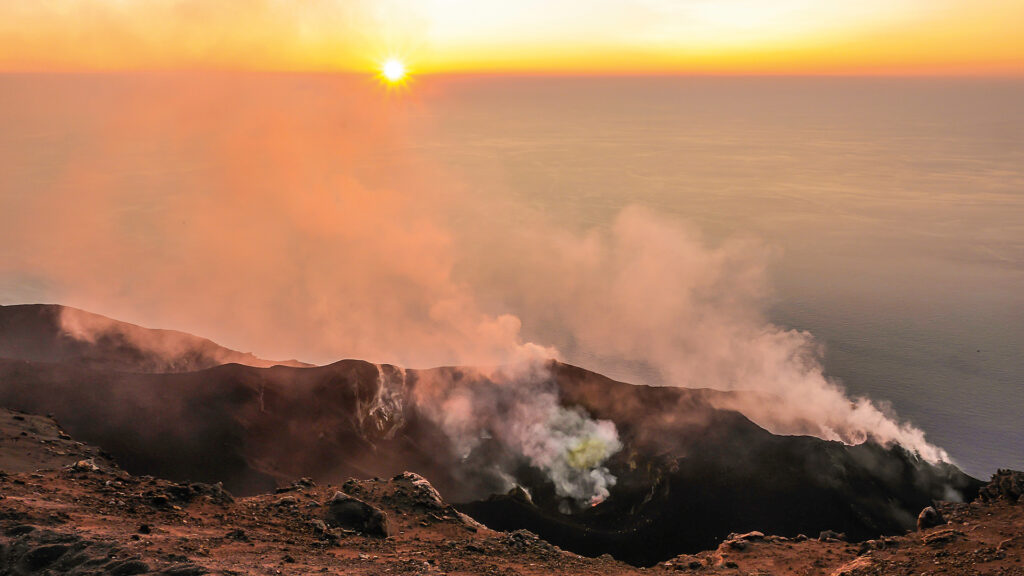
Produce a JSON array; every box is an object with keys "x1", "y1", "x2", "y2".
[{"x1": 1, "y1": 74, "x2": 1021, "y2": 477}]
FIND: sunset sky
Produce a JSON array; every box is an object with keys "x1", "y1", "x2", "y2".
[{"x1": 1, "y1": 0, "x2": 1022, "y2": 75}]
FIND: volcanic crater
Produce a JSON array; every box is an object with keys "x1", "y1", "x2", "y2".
[{"x1": 0, "y1": 303, "x2": 1012, "y2": 573}]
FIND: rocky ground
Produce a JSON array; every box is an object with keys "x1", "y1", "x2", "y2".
[
  {"x1": 0, "y1": 409, "x2": 1021, "y2": 576},
  {"x1": 663, "y1": 493, "x2": 1024, "y2": 575},
  {"x1": 0, "y1": 305, "x2": 984, "y2": 565}
]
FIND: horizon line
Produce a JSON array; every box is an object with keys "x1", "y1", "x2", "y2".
[{"x1": 2, "y1": 68, "x2": 1023, "y2": 80}]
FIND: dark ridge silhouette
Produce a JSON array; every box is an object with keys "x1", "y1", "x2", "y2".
[
  {"x1": 459, "y1": 362, "x2": 979, "y2": 565},
  {"x1": 0, "y1": 360, "x2": 981, "y2": 565},
  {"x1": 0, "y1": 306, "x2": 982, "y2": 565},
  {"x1": 0, "y1": 304, "x2": 311, "y2": 373}
]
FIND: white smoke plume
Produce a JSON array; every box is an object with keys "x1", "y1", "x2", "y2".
[
  {"x1": 490, "y1": 206, "x2": 950, "y2": 463},
  {"x1": 0, "y1": 74, "x2": 950, "y2": 473},
  {"x1": 412, "y1": 359, "x2": 623, "y2": 508}
]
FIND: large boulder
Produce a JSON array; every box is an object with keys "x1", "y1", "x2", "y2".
[
  {"x1": 818, "y1": 530, "x2": 846, "y2": 542},
  {"x1": 978, "y1": 470, "x2": 1024, "y2": 504},
  {"x1": 324, "y1": 492, "x2": 389, "y2": 537},
  {"x1": 916, "y1": 506, "x2": 945, "y2": 531},
  {"x1": 391, "y1": 471, "x2": 445, "y2": 510}
]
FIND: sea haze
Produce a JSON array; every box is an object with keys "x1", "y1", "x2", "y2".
[{"x1": 1, "y1": 74, "x2": 1021, "y2": 478}]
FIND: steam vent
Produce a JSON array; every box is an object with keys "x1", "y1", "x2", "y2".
[{"x1": 2, "y1": 305, "x2": 1017, "y2": 574}]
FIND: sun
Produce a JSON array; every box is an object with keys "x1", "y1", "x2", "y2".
[{"x1": 381, "y1": 58, "x2": 407, "y2": 83}]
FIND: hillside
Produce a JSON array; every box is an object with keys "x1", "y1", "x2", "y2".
[
  {"x1": 0, "y1": 304, "x2": 310, "y2": 373},
  {"x1": 0, "y1": 409, "x2": 1020, "y2": 575},
  {"x1": 0, "y1": 314, "x2": 981, "y2": 565}
]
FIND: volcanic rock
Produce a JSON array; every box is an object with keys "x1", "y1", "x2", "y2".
[
  {"x1": 107, "y1": 559, "x2": 151, "y2": 575},
  {"x1": 390, "y1": 471, "x2": 445, "y2": 510},
  {"x1": 507, "y1": 484, "x2": 534, "y2": 504},
  {"x1": 830, "y1": 556, "x2": 875, "y2": 576},
  {"x1": 324, "y1": 491, "x2": 390, "y2": 537},
  {"x1": 725, "y1": 539, "x2": 748, "y2": 551},
  {"x1": 916, "y1": 506, "x2": 945, "y2": 530},
  {"x1": 818, "y1": 530, "x2": 846, "y2": 542},
  {"x1": 922, "y1": 528, "x2": 963, "y2": 546},
  {"x1": 977, "y1": 469, "x2": 1024, "y2": 503},
  {"x1": 164, "y1": 482, "x2": 234, "y2": 505},
  {"x1": 274, "y1": 496, "x2": 298, "y2": 507},
  {"x1": 69, "y1": 458, "x2": 100, "y2": 472}
]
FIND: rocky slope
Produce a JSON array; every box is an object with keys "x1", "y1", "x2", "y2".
[
  {"x1": 0, "y1": 358, "x2": 979, "y2": 565},
  {"x1": 0, "y1": 306, "x2": 984, "y2": 565},
  {"x1": 0, "y1": 305, "x2": 309, "y2": 373},
  {"x1": 0, "y1": 410, "x2": 1020, "y2": 576}
]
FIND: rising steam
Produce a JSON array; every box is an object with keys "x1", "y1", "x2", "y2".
[
  {"x1": 0, "y1": 73, "x2": 949, "y2": 479},
  {"x1": 412, "y1": 360, "x2": 622, "y2": 508},
  {"x1": 497, "y1": 206, "x2": 951, "y2": 463}
]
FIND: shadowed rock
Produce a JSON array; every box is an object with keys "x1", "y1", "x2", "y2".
[
  {"x1": 917, "y1": 506, "x2": 945, "y2": 531},
  {"x1": 324, "y1": 492, "x2": 390, "y2": 537},
  {"x1": 978, "y1": 469, "x2": 1024, "y2": 503}
]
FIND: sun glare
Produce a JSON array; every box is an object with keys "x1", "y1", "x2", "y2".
[{"x1": 381, "y1": 58, "x2": 407, "y2": 83}]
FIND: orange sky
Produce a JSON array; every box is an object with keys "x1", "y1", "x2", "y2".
[{"x1": 0, "y1": 0, "x2": 1022, "y2": 75}]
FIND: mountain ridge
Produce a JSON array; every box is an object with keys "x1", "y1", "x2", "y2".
[
  {"x1": 0, "y1": 303, "x2": 311, "y2": 373},
  {"x1": 0, "y1": 303, "x2": 983, "y2": 565}
]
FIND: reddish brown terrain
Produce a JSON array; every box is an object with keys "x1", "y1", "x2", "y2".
[
  {"x1": 0, "y1": 409, "x2": 1022, "y2": 576},
  {"x1": 0, "y1": 305, "x2": 1020, "y2": 574}
]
